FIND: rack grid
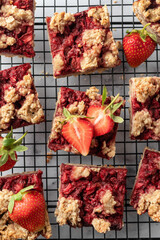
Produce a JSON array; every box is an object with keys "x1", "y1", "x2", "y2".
[{"x1": 0, "y1": 0, "x2": 160, "y2": 239}]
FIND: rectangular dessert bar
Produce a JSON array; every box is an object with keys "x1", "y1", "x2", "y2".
[
  {"x1": 46, "y1": 6, "x2": 121, "y2": 78},
  {"x1": 48, "y1": 86, "x2": 124, "y2": 160},
  {"x1": 129, "y1": 76, "x2": 160, "y2": 140},
  {"x1": 0, "y1": 0, "x2": 35, "y2": 58},
  {"x1": 130, "y1": 147, "x2": 160, "y2": 222},
  {"x1": 55, "y1": 163, "x2": 127, "y2": 233},
  {"x1": 0, "y1": 170, "x2": 52, "y2": 239},
  {"x1": 0, "y1": 63, "x2": 45, "y2": 132},
  {"x1": 133, "y1": 0, "x2": 160, "y2": 44}
]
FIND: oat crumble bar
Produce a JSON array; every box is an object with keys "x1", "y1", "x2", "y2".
[
  {"x1": 0, "y1": 63, "x2": 45, "y2": 132},
  {"x1": 133, "y1": 0, "x2": 160, "y2": 44},
  {"x1": 55, "y1": 163, "x2": 127, "y2": 233},
  {"x1": 0, "y1": 170, "x2": 52, "y2": 239},
  {"x1": 129, "y1": 76, "x2": 160, "y2": 140},
  {"x1": 46, "y1": 6, "x2": 121, "y2": 78},
  {"x1": 0, "y1": 0, "x2": 35, "y2": 58},
  {"x1": 130, "y1": 147, "x2": 160, "y2": 222},
  {"x1": 48, "y1": 86, "x2": 124, "y2": 160}
]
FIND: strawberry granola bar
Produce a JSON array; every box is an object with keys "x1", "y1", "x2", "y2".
[
  {"x1": 0, "y1": 63, "x2": 44, "y2": 132},
  {"x1": 0, "y1": 0, "x2": 35, "y2": 58},
  {"x1": 46, "y1": 6, "x2": 121, "y2": 78},
  {"x1": 129, "y1": 76, "x2": 160, "y2": 140},
  {"x1": 55, "y1": 163, "x2": 127, "y2": 233},
  {"x1": 48, "y1": 86, "x2": 124, "y2": 160},
  {"x1": 0, "y1": 170, "x2": 52, "y2": 239},
  {"x1": 130, "y1": 147, "x2": 160, "y2": 222}
]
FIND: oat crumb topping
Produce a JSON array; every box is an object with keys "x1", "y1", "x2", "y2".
[
  {"x1": 0, "y1": 103, "x2": 15, "y2": 130},
  {"x1": 4, "y1": 87, "x2": 19, "y2": 103},
  {"x1": 82, "y1": 29, "x2": 106, "y2": 48},
  {"x1": 0, "y1": 34, "x2": 16, "y2": 49},
  {"x1": 101, "y1": 190, "x2": 116, "y2": 214},
  {"x1": 68, "y1": 101, "x2": 85, "y2": 115},
  {"x1": 16, "y1": 73, "x2": 33, "y2": 96},
  {"x1": 71, "y1": 166, "x2": 90, "y2": 180},
  {"x1": 86, "y1": 86, "x2": 100, "y2": 100},
  {"x1": 102, "y1": 141, "x2": 116, "y2": 158},
  {"x1": 88, "y1": 6, "x2": 110, "y2": 28},
  {"x1": 55, "y1": 197, "x2": 81, "y2": 226},
  {"x1": 92, "y1": 218, "x2": 111, "y2": 233}
]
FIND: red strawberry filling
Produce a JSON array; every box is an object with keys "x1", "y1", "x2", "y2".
[
  {"x1": 130, "y1": 149, "x2": 160, "y2": 210},
  {"x1": 0, "y1": 170, "x2": 43, "y2": 193},
  {"x1": 60, "y1": 164, "x2": 127, "y2": 230},
  {"x1": 0, "y1": 0, "x2": 35, "y2": 57}
]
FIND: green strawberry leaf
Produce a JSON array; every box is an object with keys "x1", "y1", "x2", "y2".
[
  {"x1": 0, "y1": 153, "x2": 9, "y2": 167},
  {"x1": 12, "y1": 145, "x2": 28, "y2": 152},
  {"x1": 63, "y1": 108, "x2": 71, "y2": 119},
  {"x1": 9, "y1": 151, "x2": 17, "y2": 161},
  {"x1": 20, "y1": 185, "x2": 34, "y2": 194},
  {"x1": 8, "y1": 196, "x2": 15, "y2": 214},
  {"x1": 13, "y1": 132, "x2": 28, "y2": 146},
  {"x1": 111, "y1": 101, "x2": 124, "y2": 114},
  {"x1": 3, "y1": 138, "x2": 16, "y2": 147},
  {"x1": 111, "y1": 115, "x2": 124, "y2": 123},
  {"x1": 102, "y1": 86, "x2": 107, "y2": 106},
  {"x1": 6, "y1": 127, "x2": 13, "y2": 139}
]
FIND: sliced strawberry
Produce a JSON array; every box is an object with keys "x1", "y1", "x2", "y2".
[
  {"x1": 87, "y1": 105, "x2": 114, "y2": 137},
  {"x1": 62, "y1": 118, "x2": 93, "y2": 156},
  {"x1": 20, "y1": 33, "x2": 33, "y2": 44}
]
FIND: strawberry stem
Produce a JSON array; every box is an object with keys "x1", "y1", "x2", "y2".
[
  {"x1": 104, "y1": 93, "x2": 120, "y2": 112},
  {"x1": 63, "y1": 108, "x2": 94, "y2": 122}
]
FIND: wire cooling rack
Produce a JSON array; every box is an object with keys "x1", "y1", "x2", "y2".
[{"x1": 0, "y1": 0, "x2": 160, "y2": 239}]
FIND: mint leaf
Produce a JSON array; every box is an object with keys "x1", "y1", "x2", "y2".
[
  {"x1": 63, "y1": 108, "x2": 71, "y2": 119},
  {"x1": 102, "y1": 86, "x2": 107, "y2": 106},
  {"x1": 111, "y1": 115, "x2": 124, "y2": 123},
  {"x1": 12, "y1": 145, "x2": 28, "y2": 152},
  {"x1": 8, "y1": 196, "x2": 15, "y2": 213},
  {"x1": 0, "y1": 153, "x2": 8, "y2": 167},
  {"x1": 3, "y1": 138, "x2": 16, "y2": 147}
]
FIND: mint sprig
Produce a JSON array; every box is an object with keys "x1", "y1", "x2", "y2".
[
  {"x1": 8, "y1": 185, "x2": 34, "y2": 214},
  {"x1": 101, "y1": 86, "x2": 124, "y2": 123},
  {"x1": 0, "y1": 127, "x2": 28, "y2": 167}
]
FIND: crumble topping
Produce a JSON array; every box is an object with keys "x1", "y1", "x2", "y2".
[
  {"x1": 16, "y1": 73, "x2": 33, "y2": 96},
  {"x1": 71, "y1": 166, "x2": 90, "y2": 180},
  {"x1": 137, "y1": 0, "x2": 160, "y2": 22},
  {"x1": 53, "y1": 54, "x2": 64, "y2": 75},
  {"x1": 88, "y1": 6, "x2": 110, "y2": 28},
  {"x1": 103, "y1": 51, "x2": 118, "y2": 68},
  {"x1": 90, "y1": 138, "x2": 99, "y2": 148},
  {"x1": 0, "y1": 5, "x2": 34, "y2": 31},
  {"x1": 80, "y1": 46, "x2": 101, "y2": 72},
  {"x1": 16, "y1": 94, "x2": 44, "y2": 124},
  {"x1": 82, "y1": 29, "x2": 106, "y2": 48},
  {"x1": 102, "y1": 141, "x2": 116, "y2": 158},
  {"x1": 137, "y1": 190, "x2": 160, "y2": 221},
  {"x1": 153, "y1": 119, "x2": 160, "y2": 137},
  {"x1": 4, "y1": 87, "x2": 19, "y2": 103},
  {"x1": 86, "y1": 86, "x2": 100, "y2": 100},
  {"x1": 131, "y1": 110, "x2": 153, "y2": 137},
  {"x1": 0, "y1": 103, "x2": 15, "y2": 130},
  {"x1": 0, "y1": 34, "x2": 16, "y2": 49},
  {"x1": 50, "y1": 116, "x2": 65, "y2": 139},
  {"x1": 133, "y1": 77, "x2": 160, "y2": 103},
  {"x1": 50, "y1": 12, "x2": 75, "y2": 34},
  {"x1": 68, "y1": 101, "x2": 85, "y2": 115},
  {"x1": 0, "y1": 189, "x2": 13, "y2": 215},
  {"x1": 101, "y1": 190, "x2": 116, "y2": 214},
  {"x1": 92, "y1": 218, "x2": 111, "y2": 233},
  {"x1": 55, "y1": 197, "x2": 81, "y2": 227}
]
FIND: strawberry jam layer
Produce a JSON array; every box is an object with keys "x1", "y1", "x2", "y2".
[
  {"x1": 130, "y1": 148, "x2": 160, "y2": 210},
  {"x1": 60, "y1": 164, "x2": 127, "y2": 230},
  {"x1": 0, "y1": 170, "x2": 43, "y2": 194},
  {"x1": 131, "y1": 94, "x2": 160, "y2": 140},
  {"x1": 46, "y1": 6, "x2": 111, "y2": 77},
  {"x1": 48, "y1": 87, "x2": 123, "y2": 160},
  {"x1": 0, "y1": 0, "x2": 35, "y2": 58}
]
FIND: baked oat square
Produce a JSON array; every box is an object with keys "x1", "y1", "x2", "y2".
[
  {"x1": 0, "y1": 170, "x2": 52, "y2": 239},
  {"x1": 55, "y1": 163, "x2": 127, "y2": 233},
  {"x1": 0, "y1": 63, "x2": 45, "y2": 132},
  {"x1": 130, "y1": 147, "x2": 160, "y2": 222},
  {"x1": 46, "y1": 6, "x2": 121, "y2": 78},
  {"x1": 129, "y1": 76, "x2": 160, "y2": 140},
  {"x1": 133, "y1": 0, "x2": 160, "y2": 44},
  {"x1": 0, "y1": 0, "x2": 35, "y2": 58},
  {"x1": 48, "y1": 86, "x2": 124, "y2": 160}
]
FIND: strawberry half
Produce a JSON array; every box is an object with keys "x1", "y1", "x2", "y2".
[
  {"x1": 8, "y1": 185, "x2": 46, "y2": 232},
  {"x1": 87, "y1": 86, "x2": 124, "y2": 137},
  {"x1": 0, "y1": 128, "x2": 28, "y2": 171},
  {"x1": 123, "y1": 23, "x2": 157, "y2": 68},
  {"x1": 62, "y1": 108, "x2": 93, "y2": 156}
]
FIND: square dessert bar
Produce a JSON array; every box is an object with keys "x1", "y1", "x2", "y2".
[
  {"x1": 46, "y1": 6, "x2": 121, "y2": 78},
  {"x1": 0, "y1": 0, "x2": 35, "y2": 58},
  {"x1": 55, "y1": 163, "x2": 127, "y2": 233},
  {"x1": 130, "y1": 147, "x2": 160, "y2": 222},
  {"x1": 48, "y1": 86, "x2": 124, "y2": 160},
  {"x1": 129, "y1": 76, "x2": 160, "y2": 140},
  {"x1": 0, "y1": 63, "x2": 45, "y2": 132},
  {"x1": 0, "y1": 170, "x2": 52, "y2": 239},
  {"x1": 133, "y1": 0, "x2": 160, "y2": 44}
]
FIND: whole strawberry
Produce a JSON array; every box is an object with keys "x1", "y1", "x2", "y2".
[
  {"x1": 123, "y1": 23, "x2": 157, "y2": 68},
  {"x1": 0, "y1": 128, "x2": 28, "y2": 171},
  {"x1": 8, "y1": 185, "x2": 46, "y2": 232}
]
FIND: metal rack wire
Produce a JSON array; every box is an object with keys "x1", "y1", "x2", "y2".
[{"x1": 0, "y1": 0, "x2": 160, "y2": 239}]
